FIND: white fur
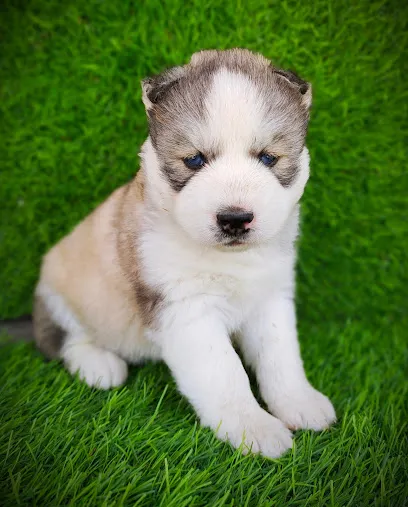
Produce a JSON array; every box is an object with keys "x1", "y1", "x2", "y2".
[
  {"x1": 133, "y1": 70, "x2": 335, "y2": 456},
  {"x1": 63, "y1": 340, "x2": 128, "y2": 389},
  {"x1": 239, "y1": 295, "x2": 336, "y2": 430},
  {"x1": 39, "y1": 66, "x2": 335, "y2": 458}
]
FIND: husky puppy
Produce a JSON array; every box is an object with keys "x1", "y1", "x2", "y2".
[{"x1": 32, "y1": 49, "x2": 335, "y2": 458}]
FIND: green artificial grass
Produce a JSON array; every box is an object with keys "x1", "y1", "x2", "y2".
[{"x1": 1, "y1": 0, "x2": 407, "y2": 505}]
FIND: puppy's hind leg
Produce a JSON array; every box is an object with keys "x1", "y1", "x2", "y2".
[{"x1": 34, "y1": 286, "x2": 128, "y2": 390}]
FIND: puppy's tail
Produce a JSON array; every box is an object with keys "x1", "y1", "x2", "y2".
[{"x1": 0, "y1": 315, "x2": 34, "y2": 342}]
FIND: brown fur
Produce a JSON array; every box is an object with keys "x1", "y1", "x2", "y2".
[
  {"x1": 115, "y1": 171, "x2": 164, "y2": 328},
  {"x1": 34, "y1": 170, "x2": 161, "y2": 357}
]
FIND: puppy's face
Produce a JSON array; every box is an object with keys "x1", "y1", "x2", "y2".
[{"x1": 142, "y1": 49, "x2": 312, "y2": 248}]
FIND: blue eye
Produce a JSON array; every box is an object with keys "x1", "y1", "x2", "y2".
[
  {"x1": 259, "y1": 153, "x2": 279, "y2": 167},
  {"x1": 183, "y1": 153, "x2": 206, "y2": 170}
]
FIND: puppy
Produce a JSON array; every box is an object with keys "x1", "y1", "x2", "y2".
[{"x1": 33, "y1": 49, "x2": 336, "y2": 458}]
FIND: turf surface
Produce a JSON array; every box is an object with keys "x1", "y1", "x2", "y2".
[{"x1": 1, "y1": 0, "x2": 407, "y2": 505}]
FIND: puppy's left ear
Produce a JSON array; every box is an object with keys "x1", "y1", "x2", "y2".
[
  {"x1": 274, "y1": 68, "x2": 312, "y2": 109},
  {"x1": 141, "y1": 66, "x2": 186, "y2": 111}
]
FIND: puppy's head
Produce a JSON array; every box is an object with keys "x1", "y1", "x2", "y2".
[{"x1": 141, "y1": 49, "x2": 312, "y2": 248}]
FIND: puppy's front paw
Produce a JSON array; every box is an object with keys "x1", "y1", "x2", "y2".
[
  {"x1": 207, "y1": 407, "x2": 293, "y2": 459},
  {"x1": 270, "y1": 385, "x2": 336, "y2": 431}
]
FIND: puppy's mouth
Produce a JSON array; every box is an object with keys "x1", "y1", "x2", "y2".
[
  {"x1": 216, "y1": 235, "x2": 253, "y2": 250},
  {"x1": 225, "y1": 239, "x2": 246, "y2": 247},
  {"x1": 212, "y1": 228, "x2": 254, "y2": 249}
]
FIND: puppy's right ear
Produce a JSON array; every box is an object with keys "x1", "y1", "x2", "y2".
[{"x1": 141, "y1": 66, "x2": 186, "y2": 111}]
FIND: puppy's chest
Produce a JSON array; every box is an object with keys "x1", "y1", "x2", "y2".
[
  {"x1": 142, "y1": 234, "x2": 293, "y2": 320},
  {"x1": 198, "y1": 269, "x2": 270, "y2": 300},
  {"x1": 177, "y1": 266, "x2": 280, "y2": 330},
  {"x1": 166, "y1": 258, "x2": 288, "y2": 316}
]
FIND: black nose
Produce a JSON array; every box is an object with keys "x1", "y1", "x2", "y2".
[{"x1": 216, "y1": 209, "x2": 254, "y2": 235}]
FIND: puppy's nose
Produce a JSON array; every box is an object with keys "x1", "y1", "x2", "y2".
[{"x1": 216, "y1": 209, "x2": 254, "y2": 235}]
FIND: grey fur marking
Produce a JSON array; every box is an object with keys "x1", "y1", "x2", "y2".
[
  {"x1": 143, "y1": 48, "x2": 311, "y2": 192},
  {"x1": 33, "y1": 295, "x2": 66, "y2": 359}
]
